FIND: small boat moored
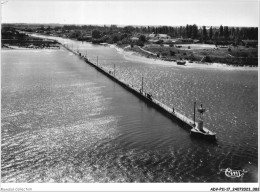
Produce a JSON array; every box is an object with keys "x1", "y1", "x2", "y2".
[{"x1": 177, "y1": 60, "x2": 186, "y2": 65}]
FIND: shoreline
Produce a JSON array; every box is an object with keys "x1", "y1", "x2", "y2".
[
  {"x1": 1, "y1": 45, "x2": 61, "y2": 50},
  {"x1": 111, "y1": 42, "x2": 258, "y2": 68},
  {"x1": 110, "y1": 44, "x2": 258, "y2": 71},
  {"x1": 29, "y1": 32, "x2": 258, "y2": 68},
  {"x1": 8, "y1": 32, "x2": 257, "y2": 70}
]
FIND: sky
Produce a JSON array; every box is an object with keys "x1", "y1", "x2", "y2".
[{"x1": 1, "y1": 0, "x2": 259, "y2": 27}]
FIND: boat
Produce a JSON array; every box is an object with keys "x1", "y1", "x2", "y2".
[
  {"x1": 177, "y1": 60, "x2": 186, "y2": 65},
  {"x1": 190, "y1": 103, "x2": 216, "y2": 141}
]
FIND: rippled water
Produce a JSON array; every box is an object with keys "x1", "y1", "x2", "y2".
[{"x1": 1, "y1": 37, "x2": 258, "y2": 182}]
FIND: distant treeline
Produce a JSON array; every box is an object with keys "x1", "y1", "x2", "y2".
[
  {"x1": 2, "y1": 23, "x2": 258, "y2": 45},
  {"x1": 47, "y1": 24, "x2": 257, "y2": 40}
]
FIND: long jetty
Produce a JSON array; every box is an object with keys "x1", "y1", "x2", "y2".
[{"x1": 61, "y1": 44, "x2": 213, "y2": 133}]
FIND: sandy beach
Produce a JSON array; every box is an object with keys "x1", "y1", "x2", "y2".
[{"x1": 110, "y1": 45, "x2": 258, "y2": 71}]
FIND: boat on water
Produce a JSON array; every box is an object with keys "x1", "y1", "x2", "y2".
[
  {"x1": 190, "y1": 103, "x2": 216, "y2": 141},
  {"x1": 177, "y1": 60, "x2": 186, "y2": 65}
]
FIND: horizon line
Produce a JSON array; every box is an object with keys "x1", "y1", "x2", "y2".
[{"x1": 2, "y1": 22, "x2": 258, "y2": 28}]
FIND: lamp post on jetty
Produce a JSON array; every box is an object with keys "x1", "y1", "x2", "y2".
[
  {"x1": 197, "y1": 104, "x2": 206, "y2": 131},
  {"x1": 114, "y1": 64, "x2": 116, "y2": 76},
  {"x1": 141, "y1": 77, "x2": 144, "y2": 93},
  {"x1": 193, "y1": 102, "x2": 196, "y2": 127}
]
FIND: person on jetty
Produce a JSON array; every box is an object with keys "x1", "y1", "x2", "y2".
[
  {"x1": 147, "y1": 93, "x2": 152, "y2": 100},
  {"x1": 172, "y1": 107, "x2": 175, "y2": 113}
]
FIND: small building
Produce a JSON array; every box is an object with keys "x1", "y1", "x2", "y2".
[
  {"x1": 181, "y1": 38, "x2": 194, "y2": 43},
  {"x1": 163, "y1": 39, "x2": 174, "y2": 44},
  {"x1": 130, "y1": 37, "x2": 139, "y2": 42},
  {"x1": 241, "y1": 40, "x2": 258, "y2": 47},
  {"x1": 148, "y1": 33, "x2": 171, "y2": 40},
  {"x1": 171, "y1": 39, "x2": 183, "y2": 44},
  {"x1": 170, "y1": 38, "x2": 195, "y2": 44},
  {"x1": 148, "y1": 39, "x2": 161, "y2": 44},
  {"x1": 78, "y1": 35, "x2": 92, "y2": 41},
  {"x1": 148, "y1": 33, "x2": 156, "y2": 38},
  {"x1": 157, "y1": 34, "x2": 170, "y2": 39}
]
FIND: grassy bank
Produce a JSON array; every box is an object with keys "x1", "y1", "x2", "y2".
[{"x1": 124, "y1": 44, "x2": 258, "y2": 66}]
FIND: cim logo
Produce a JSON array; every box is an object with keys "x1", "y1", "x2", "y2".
[{"x1": 220, "y1": 168, "x2": 248, "y2": 178}]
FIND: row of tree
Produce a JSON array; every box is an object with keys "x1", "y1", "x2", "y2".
[
  {"x1": 13, "y1": 23, "x2": 257, "y2": 43},
  {"x1": 60, "y1": 24, "x2": 258, "y2": 41}
]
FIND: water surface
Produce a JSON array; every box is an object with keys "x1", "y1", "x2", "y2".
[{"x1": 1, "y1": 38, "x2": 258, "y2": 182}]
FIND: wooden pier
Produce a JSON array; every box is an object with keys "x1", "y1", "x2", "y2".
[{"x1": 61, "y1": 44, "x2": 216, "y2": 139}]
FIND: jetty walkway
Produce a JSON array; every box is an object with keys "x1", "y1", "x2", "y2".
[{"x1": 61, "y1": 44, "x2": 214, "y2": 134}]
